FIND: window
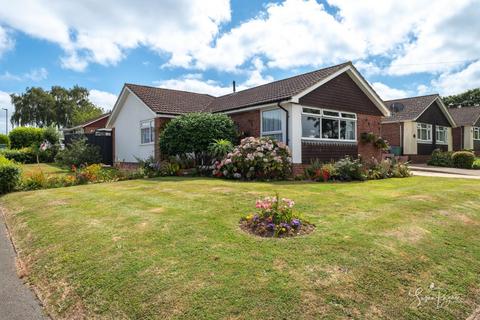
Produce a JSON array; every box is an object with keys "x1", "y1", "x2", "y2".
[
  {"x1": 474, "y1": 127, "x2": 480, "y2": 140},
  {"x1": 140, "y1": 119, "x2": 154, "y2": 144},
  {"x1": 436, "y1": 126, "x2": 448, "y2": 144},
  {"x1": 301, "y1": 107, "x2": 356, "y2": 141},
  {"x1": 261, "y1": 109, "x2": 283, "y2": 141},
  {"x1": 417, "y1": 123, "x2": 432, "y2": 142}
]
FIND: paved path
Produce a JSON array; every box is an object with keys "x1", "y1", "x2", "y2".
[
  {"x1": 0, "y1": 211, "x2": 48, "y2": 320},
  {"x1": 410, "y1": 164, "x2": 480, "y2": 179}
]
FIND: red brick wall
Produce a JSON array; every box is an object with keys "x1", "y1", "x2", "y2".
[
  {"x1": 358, "y1": 114, "x2": 382, "y2": 161},
  {"x1": 83, "y1": 116, "x2": 109, "y2": 133},
  {"x1": 381, "y1": 122, "x2": 401, "y2": 147},
  {"x1": 154, "y1": 117, "x2": 171, "y2": 161},
  {"x1": 452, "y1": 127, "x2": 463, "y2": 151},
  {"x1": 229, "y1": 110, "x2": 260, "y2": 138}
]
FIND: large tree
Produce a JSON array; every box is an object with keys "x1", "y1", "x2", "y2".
[
  {"x1": 443, "y1": 88, "x2": 480, "y2": 107},
  {"x1": 11, "y1": 85, "x2": 105, "y2": 128}
]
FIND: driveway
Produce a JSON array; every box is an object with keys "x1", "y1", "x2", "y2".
[
  {"x1": 410, "y1": 164, "x2": 480, "y2": 179},
  {"x1": 0, "y1": 211, "x2": 48, "y2": 320}
]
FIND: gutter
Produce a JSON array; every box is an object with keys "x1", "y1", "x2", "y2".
[{"x1": 277, "y1": 101, "x2": 289, "y2": 146}]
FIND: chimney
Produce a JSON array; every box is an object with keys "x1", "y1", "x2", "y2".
[{"x1": 232, "y1": 81, "x2": 236, "y2": 93}]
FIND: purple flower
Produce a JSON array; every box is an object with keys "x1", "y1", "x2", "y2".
[
  {"x1": 291, "y1": 219, "x2": 301, "y2": 228},
  {"x1": 267, "y1": 223, "x2": 275, "y2": 231}
]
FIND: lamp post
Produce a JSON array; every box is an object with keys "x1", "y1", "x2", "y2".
[{"x1": 2, "y1": 108, "x2": 7, "y2": 135}]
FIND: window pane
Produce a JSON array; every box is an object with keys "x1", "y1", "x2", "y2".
[
  {"x1": 302, "y1": 107, "x2": 321, "y2": 115},
  {"x1": 323, "y1": 110, "x2": 339, "y2": 117},
  {"x1": 302, "y1": 115, "x2": 320, "y2": 138},
  {"x1": 262, "y1": 109, "x2": 282, "y2": 132},
  {"x1": 322, "y1": 118, "x2": 339, "y2": 139},
  {"x1": 341, "y1": 113, "x2": 356, "y2": 119},
  {"x1": 340, "y1": 120, "x2": 355, "y2": 140}
]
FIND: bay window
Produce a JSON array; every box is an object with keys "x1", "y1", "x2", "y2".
[
  {"x1": 416, "y1": 123, "x2": 432, "y2": 142},
  {"x1": 301, "y1": 107, "x2": 356, "y2": 141},
  {"x1": 140, "y1": 119, "x2": 154, "y2": 144},
  {"x1": 474, "y1": 127, "x2": 480, "y2": 140},
  {"x1": 261, "y1": 109, "x2": 283, "y2": 141},
  {"x1": 436, "y1": 126, "x2": 448, "y2": 144}
]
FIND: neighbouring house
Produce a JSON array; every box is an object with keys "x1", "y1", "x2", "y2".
[
  {"x1": 62, "y1": 113, "x2": 111, "y2": 135},
  {"x1": 448, "y1": 106, "x2": 480, "y2": 153},
  {"x1": 381, "y1": 94, "x2": 456, "y2": 163},
  {"x1": 106, "y1": 62, "x2": 391, "y2": 173}
]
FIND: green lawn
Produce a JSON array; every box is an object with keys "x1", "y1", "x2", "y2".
[
  {"x1": 20, "y1": 163, "x2": 69, "y2": 178},
  {"x1": 2, "y1": 177, "x2": 480, "y2": 319}
]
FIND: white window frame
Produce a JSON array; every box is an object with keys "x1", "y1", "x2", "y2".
[
  {"x1": 435, "y1": 125, "x2": 448, "y2": 145},
  {"x1": 417, "y1": 123, "x2": 432, "y2": 143},
  {"x1": 474, "y1": 127, "x2": 480, "y2": 140},
  {"x1": 301, "y1": 106, "x2": 357, "y2": 142},
  {"x1": 261, "y1": 108, "x2": 285, "y2": 142},
  {"x1": 140, "y1": 119, "x2": 155, "y2": 145}
]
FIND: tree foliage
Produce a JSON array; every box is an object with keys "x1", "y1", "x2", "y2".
[
  {"x1": 443, "y1": 88, "x2": 480, "y2": 107},
  {"x1": 10, "y1": 86, "x2": 105, "y2": 128},
  {"x1": 159, "y1": 113, "x2": 237, "y2": 159}
]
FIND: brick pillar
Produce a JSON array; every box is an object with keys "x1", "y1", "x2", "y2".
[{"x1": 357, "y1": 114, "x2": 382, "y2": 162}]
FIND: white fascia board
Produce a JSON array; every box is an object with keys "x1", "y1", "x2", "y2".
[
  {"x1": 221, "y1": 101, "x2": 289, "y2": 115},
  {"x1": 290, "y1": 65, "x2": 391, "y2": 117},
  {"x1": 106, "y1": 86, "x2": 157, "y2": 128}
]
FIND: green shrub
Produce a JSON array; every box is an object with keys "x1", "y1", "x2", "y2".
[
  {"x1": 9, "y1": 127, "x2": 44, "y2": 149},
  {"x1": 213, "y1": 137, "x2": 292, "y2": 180},
  {"x1": 428, "y1": 149, "x2": 453, "y2": 167},
  {"x1": 0, "y1": 156, "x2": 21, "y2": 193},
  {"x1": 209, "y1": 139, "x2": 234, "y2": 159},
  {"x1": 159, "y1": 113, "x2": 237, "y2": 163},
  {"x1": 452, "y1": 151, "x2": 475, "y2": 169},
  {"x1": 55, "y1": 138, "x2": 102, "y2": 167},
  {"x1": 472, "y1": 158, "x2": 480, "y2": 170},
  {"x1": 334, "y1": 156, "x2": 366, "y2": 181},
  {"x1": 1, "y1": 147, "x2": 36, "y2": 163},
  {"x1": 0, "y1": 134, "x2": 9, "y2": 148}
]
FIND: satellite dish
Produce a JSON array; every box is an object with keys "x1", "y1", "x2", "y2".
[{"x1": 389, "y1": 102, "x2": 405, "y2": 113}]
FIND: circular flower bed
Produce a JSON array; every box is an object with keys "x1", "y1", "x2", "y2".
[{"x1": 239, "y1": 195, "x2": 315, "y2": 238}]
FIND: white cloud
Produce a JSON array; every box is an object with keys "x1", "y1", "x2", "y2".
[
  {"x1": 431, "y1": 60, "x2": 480, "y2": 96},
  {"x1": 0, "y1": 0, "x2": 231, "y2": 71},
  {"x1": 0, "y1": 67, "x2": 48, "y2": 82},
  {"x1": 89, "y1": 89, "x2": 118, "y2": 111},
  {"x1": 194, "y1": 0, "x2": 365, "y2": 71},
  {"x1": 0, "y1": 26, "x2": 13, "y2": 56},
  {"x1": 0, "y1": 91, "x2": 13, "y2": 134},
  {"x1": 371, "y1": 82, "x2": 409, "y2": 100}
]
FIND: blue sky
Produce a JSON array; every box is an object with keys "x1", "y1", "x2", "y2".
[{"x1": 0, "y1": 0, "x2": 479, "y2": 131}]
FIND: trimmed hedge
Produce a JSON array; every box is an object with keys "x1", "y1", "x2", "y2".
[
  {"x1": 9, "y1": 127, "x2": 44, "y2": 149},
  {"x1": 0, "y1": 134, "x2": 9, "y2": 148},
  {"x1": 452, "y1": 151, "x2": 475, "y2": 169},
  {"x1": 0, "y1": 156, "x2": 20, "y2": 194},
  {"x1": 159, "y1": 113, "x2": 237, "y2": 159}
]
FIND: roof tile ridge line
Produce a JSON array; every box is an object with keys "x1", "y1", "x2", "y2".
[
  {"x1": 384, "y1": 93, "x2": 440, "y2": 103},
  {"x1": 124, "y1": 83, "x2": 216, "y2": 98},
  {"x1": 214, "y1": 61, "x2": 352, "y2": 99}
]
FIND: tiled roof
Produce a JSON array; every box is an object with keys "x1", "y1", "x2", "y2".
[
  {"x1": 206, "y1": 62, "x2": 351, "y2": 112},
  {"x1": 124, "y1": 62, "x2": 352, "y2": 114},
  {"x1": 125, "y1": 83, "x2": 215, "y2": 115},
  {"x1": 448, "y1": 106, "x2": 480, "y2": 126},
  {"x1": 382, "y1": 94, "x2": 439, "y2": 122}
]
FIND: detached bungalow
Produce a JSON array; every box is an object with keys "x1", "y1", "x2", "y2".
[
  {"x1": 106, "y1": 62, "x2": 390, "y2": 173},
  {"x1": 381, "y1": 94, "x2": 456, "y2": 162},
  {"x1": 63, "y1": 113, "x2": 111, "y2": 135},
  {"x1": 448, "y1": 106, "x2": 480, "y2": 153}
]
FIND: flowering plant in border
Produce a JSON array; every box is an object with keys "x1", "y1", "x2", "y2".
[
  {"x1": 240, "y1": 193, "x2": 314, "y2": 237},
  {"x1": 213, "y1": 137, "x2": 292, "y2": 180}
]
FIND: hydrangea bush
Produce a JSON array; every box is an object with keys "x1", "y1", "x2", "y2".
[
  {"x1": 240, "y1": 194, "x2": 314, "y2": 238},
  {"x1": 213, "y1": 137, "x2": 292, "y2": 180}
]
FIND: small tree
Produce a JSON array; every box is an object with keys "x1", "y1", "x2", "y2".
[
  {"x1": 159, "y1": 113, "x2": 237, "y2": 164},
  {"x1": 9, "y1": 127, "x2": 44, "y2": 149},
  {"x1": 55, "y1": 138, "x2": 102, "y2": 167}
]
